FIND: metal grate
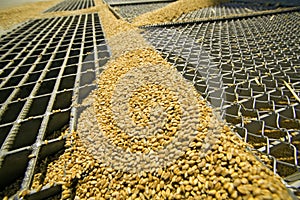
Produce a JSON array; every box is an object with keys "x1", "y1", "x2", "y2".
[
  {"x1": 142, "y1": 12, "x2": 300, "y2": 181},
  {"x1": 104, "y1": 0, "x2": 175, "y2": 6},
  {"x1": 112, "y1": 2, "x2": 170, "y2": 21},
  {"x1": 177, "y1": 2, "x2": 277, "y2": 21},
  {"x1": 233, "y1": 0, "x2": 300, "y2": 7},
  {"x1": 0, "y1": 13, "x2": 110, "y2": 196},
  {"x1": 44, "y1": 0, "x2": 95, "y2": 12}
]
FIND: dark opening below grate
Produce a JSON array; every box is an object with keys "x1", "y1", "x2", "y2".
[
  {"x1": 44, "y1": 0, "x2": 95, "y2": 12},
  {"x1": 0, "y1": 13, "x2": 110, "y2": 195},
  {"x1": 142, "y1": 11, "x2": 300, "y2": 179}
]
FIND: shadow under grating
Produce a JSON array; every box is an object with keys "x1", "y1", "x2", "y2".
[
  {"x1": 44, "y1": 0, "x2": 95, "y2": 12},
  {"x1": 142, "y1": 11, "x2": 300, "y2": 180},
  {"x1": 0, "y1": 13, "x2": 110, "y2": 196}
]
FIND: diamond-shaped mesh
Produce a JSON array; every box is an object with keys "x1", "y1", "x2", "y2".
[
  {"x1": 104, "y1": 0, "x2": 175, "y2": 6},
  {"x1": 112, "y1": 3, "x2": 170, "y2": 21},
  {"x1": 177, "y1": 2, "x2": 277, "y2": 21},
  {"x1": 142, "y1": 12, "x2": 300, "y2": 178}
]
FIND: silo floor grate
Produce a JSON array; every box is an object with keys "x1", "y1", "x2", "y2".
[
  {"x1": 0, "y1": 13, "x2": 110, "y2": 197},
  {"x1": 177, "y1": 1, "x2": 278, "y2": 22},
  {"x1": 142, "y1": 11, "x2": 300, "y2": 182},
  {"x1": 44, "y1": 0, "x2": 95, "y2": 13},
  {"x1": 104, "y1": 0, "x2": 176, "y2": 6}
]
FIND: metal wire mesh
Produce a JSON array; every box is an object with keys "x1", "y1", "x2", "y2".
[
  {"x1": 0, "y1": 13, "x2": 110, "y2": 194},
  {"x1": 44, "y1": 0, "x2": 95, "y2": 12},
  {"x1": 1, "y1": 0, "x2": 299, "y2": 198},
  {"x1": 112, "y1": 2, "x2": 170, "y2": 21},
  {"x1": 104, "y1": 0, "x2": 175, "y2": 6},
  {"x1": 142, "y1": 12, "x2": 300, "y2": 179},
  {"x1": 177, "y1": 2, "x2": 277, "y2": 21},
  {"x1": 233, "y1": 0, "x2": 300, "y2": 7}
]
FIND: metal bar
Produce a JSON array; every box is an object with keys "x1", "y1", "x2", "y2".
[
  {"x1": 0, "y1": 11, "x2": 110, "y2": 197},
  {"x1": 108, "y1": 0, "x2": 175, "y2": 6},
  {"x1": 69, "y1": 14, "x2": 88, "y2": 132},
  {"x1": 0, "y1": 18, "x2": 58, "y2": 77},
  {"x1": 20, "y1": 14, "x2": 85, "y2": 190},
  {"x1": 0, "y1": 20, "x2": 47, "y2": 58},
  {"x1": 142, "y1": 6, "x2": 300, "y2": 27},
  {"x1": 73, "y1": 0, "x2": 82, "y2": 11},
  {"x1": 0, "y1": 17, "x2": 70, "y2": 162},
  {"x1": 44, "y1": 0, "x2": 95, "y2": 12},
  {"x1": 108, "y1": 4, "x2": 123, "y2": 19}
]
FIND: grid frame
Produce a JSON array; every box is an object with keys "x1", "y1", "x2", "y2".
[
  {"x1": 44, "y1": 0, "x2": 95, "y2": 12},
  {"x1": 0, "y1": 13, "x2": 110, "y2": 196},
  {"x1": 1, "y1": 0, "x2": 300, "y2": 199}
]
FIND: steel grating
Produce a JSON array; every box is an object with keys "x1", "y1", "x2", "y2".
[
  {"x1": 142, "y1": 11, "x2": 300, "y2": 183},
  {"x1": 44, "y1": 0, "x2": 95, "y2": 12},
  {"x1": 233, "y1": 0, "x2": 300, "y2": 7},
  {"x1": 0, "y1": 13, "x2": 110, "y2": 196},
  {"x1": 177, "y1": 2, "x2": 278, "y2": 22},
  {"x1": 104, "y1": 0, "x2": 175, "y2": 6},
  {"x1": 112, "y1": 2, "x2": 170, "y2": 22}
]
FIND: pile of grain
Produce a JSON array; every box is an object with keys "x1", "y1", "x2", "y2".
[
  {"x1": 106, "y1": 30, "x2": 151, "y2": 58},
  {"x1": 0, "y1": 0, "x2": 293, "y2": 199},
  {"x1": 94, "y1": 0, "x2": 137, "y2": 39},
  {"x1": 28, "y1": 48, "x2": 292, "y2": 200},
  {"x1": 132, "y1": 0, "x2": 225, "y2": 26},
  {"x1": 0, "y1": 0, "x2": 225, "y2": 36},
  {"x1": 95, "y1": 0, "x2": 226, "y2": 38}
]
